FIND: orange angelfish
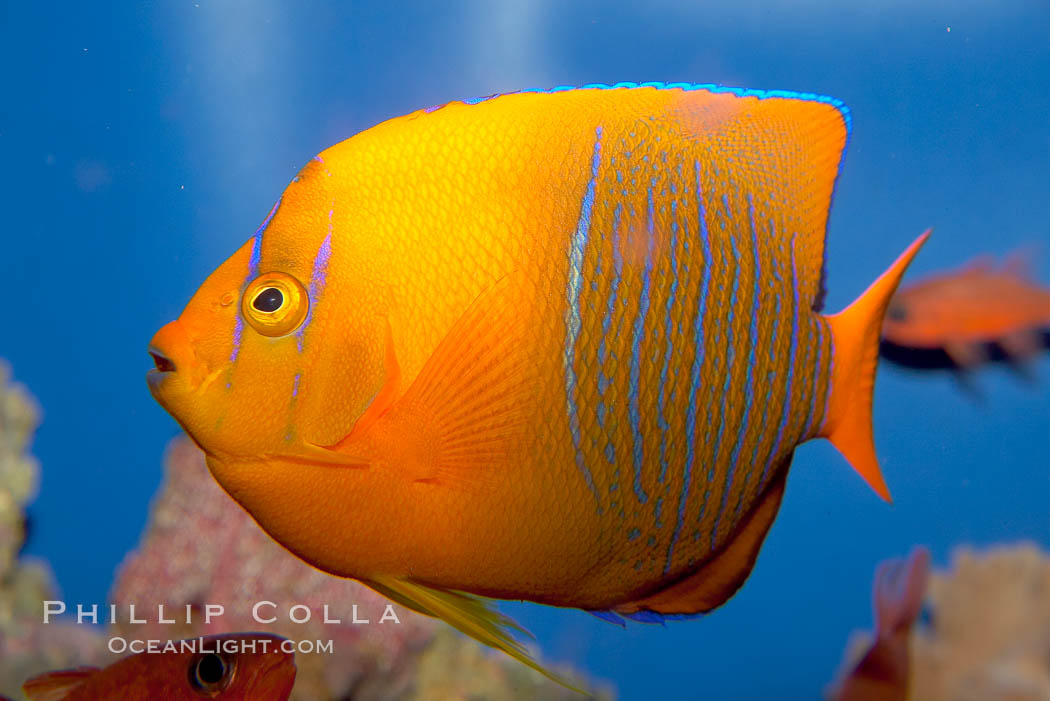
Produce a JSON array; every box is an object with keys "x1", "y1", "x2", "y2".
[
  {"x1": 146, "y1": 83, "x2": 928, "y2": 681},
  {"x1": 882, "y1": 251, "x2": 1050, "y2": 369},
  {"x1": 22, "y1": 634, "x2": 295, "y2": 700}
]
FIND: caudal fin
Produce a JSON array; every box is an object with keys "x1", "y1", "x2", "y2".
[{"x1": 821, "y1": 230, "x2": 931, "y2": 501}]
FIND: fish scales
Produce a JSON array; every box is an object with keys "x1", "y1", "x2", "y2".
[
  {"x1": 561, "y1": 116, "x2": 834, "y2": 583},
  {"x1": 251, "y1": 90, "x2": 837, "y2": 604},
  {"x1": 148, "y1": 83, "x2": 928, "y2": 684},
  {"x1": 159, "y1": 89, "x2": 846, "y2": 600}
]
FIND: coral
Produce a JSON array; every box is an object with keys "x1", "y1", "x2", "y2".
[
  {"x1": 0, "y1": 363, "x2": 606, "y2": 699},
  {"x1": 0, "y1": 362, "x2": 108, "y2": 699},
  {"x1": 910, "y1": 544, "x2": 1050, "y2": 701},
  {"x1": 110, "y1": 435, "x2": 433, "y2": 700},
  {"x1": 0, "y1": 361, "x2": 39, "y2": 580},
  {"x1": 829, "y1": 543, "x2": 1050, "y2": 701},
  {"x1": 111, "y1": 436, "x2": 609, "y2": 700},
  {"x1": 408, "y1": 627, "x2": 612, "y2": 701}
]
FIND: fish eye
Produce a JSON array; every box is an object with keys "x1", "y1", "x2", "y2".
[
  {"x1": 241, "y1": 271, "x2": 309, "y2": 337},
  {"x1": 189, "y1": 652, "x2": 234, "y2": 694},
  {"x1": 252, "y1": 287, "x2": 284, "y2": 313},
  {"x1": 886, "y1": 303, "x2": 908, "y2": 322}
]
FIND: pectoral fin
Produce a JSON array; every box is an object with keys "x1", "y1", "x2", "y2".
[
  {"x1": 337, "y1": 272, "x2": 533, "y2": 487},
  {"x1": 263, "y1": 437, "x2": 370, "y2": 468},
  {"x1": 366, "y1": 575, "x2": 586, "y2": 694}
]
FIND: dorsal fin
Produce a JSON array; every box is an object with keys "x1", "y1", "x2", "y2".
[
  {"x1": 23, "y1": 667, "x2": 99, "y2": 701},
  {"x1": 1001, "y1": 245, "x2": 1040, "y2": 279},
  {"x1": 372, "y1": 82, "x2": 851, "y2": 312}
]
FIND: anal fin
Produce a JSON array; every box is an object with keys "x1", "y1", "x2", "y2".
[{"x1": 615, "y1": 461, "x2": 790, "y2": 615}]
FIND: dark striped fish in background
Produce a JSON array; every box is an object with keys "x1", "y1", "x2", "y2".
[
  {"x1": 882, "y1": 250, "x2": 1050, "y2": 371},
  {"x1": 147, "y1": 83, "x2": 929, "y2": 682}
]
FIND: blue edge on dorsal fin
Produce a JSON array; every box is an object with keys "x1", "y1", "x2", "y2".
[
  {"x1": 586, "y1": 608, "x2": 706, "y2": 627},
  {"x1": 423, "y1": 80, "x2": 851, "y2": 314},
  {"x1": 423, "y1": 80, "x2": 851, "y2": 144}
]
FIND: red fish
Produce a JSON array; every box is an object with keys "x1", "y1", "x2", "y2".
[
  {"x1": 834, "y1": 546, "x2": 931, "y2": 701},
  {"x1": 21, "y1": 633, "x2": 295, "y2": 701},
  {"x1": 882, "y1": 252, "x2": 1050, "y2": 369}
]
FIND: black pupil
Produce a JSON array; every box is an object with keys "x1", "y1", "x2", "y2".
[
  {"x1": 195, "y1": 653, "x2": 226, "y2": 686},
  {"x1": 253, "y1": 287, "x2": 284, "y2": 313},
  {"x1": 887, "y1": 303, "x2": 908, "y2": 322}
]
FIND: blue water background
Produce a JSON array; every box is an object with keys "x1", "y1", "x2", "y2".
[{"x1": 2, "y1": 2, "x2": 1048, "y2": 698}]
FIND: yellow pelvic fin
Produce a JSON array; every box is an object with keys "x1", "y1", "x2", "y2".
[
  {"x1": 339, "y1": 272, "x2": 532, "y2": 486},
  {"x1": 822, "y1": 230, "x2": 931, "y2": 501},
  {"x1": 366, "y1": 576, "x2": 588, "y2": 694}
]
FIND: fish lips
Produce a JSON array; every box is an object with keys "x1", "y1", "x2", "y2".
[{"x1": 146, "y1": 319, "x2": 199, "y2": 399}]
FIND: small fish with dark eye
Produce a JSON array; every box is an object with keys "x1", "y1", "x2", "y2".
[
  {"x1": 21, "y1": 633, "x2": 296, "y2": 701},
  {"x1": 881, "y1": 250, "x2": 1050, "y2": 370}
]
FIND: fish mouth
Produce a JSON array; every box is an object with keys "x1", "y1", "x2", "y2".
[
  {"x1": 146, "y1": 320, "x2": 193, "y2": 393},
  {"x1": 149, "y1": 349, "x2": 176, "y2": 374}
]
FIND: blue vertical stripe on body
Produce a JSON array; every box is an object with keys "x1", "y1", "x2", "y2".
[
  {"x1": 628, "y1": 186, "x2": 656, "y2": 505},
  {"x1": 701, "y1": 200, "x2": 740, "y2": 551},
  {"x1": 795, "y1": 317, "x2": 815, "y2": 439},
  {"x1": 282, "y1": 372, "x2": 303, "y2": 441},
  {"x1": 296, "y1": 205, "x2": 335, "y2": 352},
  {"x1": 656, "y1": 196, "x2": 680, "y2": 485},
  {"x1": 597, "y1": 205, "x2": 624, "y2": 398},
  {"x1": 711, "y1": 195, "x2": 762, "y2": 543},
  {"x1": 803, "y1": 318, "x2": 824, "y2": 439},
  {"x1": 229, "y1": 198, "x2": 281, "y2": 369},
  {"x1": 564, "y1": 126, "x2": 604, "y2": 508},
  {"x1": 735, "y1": 216, "x2": 782, "y2": 520},
  {"x1": 692, "y1": 193, "x2": 736, "y2": 536},
  {"x1": 590, "y1": 199, "x2": 607, "y2": 470},
  {"x1": 821, "y1": 319, "x2": 835, "y2": 436},
  {"x1": 598, "y1": 203, "x2": 623, "y2": 493},
  {"x1": 664, "y1": 161, "x2": 711, "y2": 574},
  {"x1": 760, "y1": 232, "x2": 800, "y2": 490}
]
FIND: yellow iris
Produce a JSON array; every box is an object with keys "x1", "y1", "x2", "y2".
[{"x1": 241, "y1": 272, "x2": 309, "y2": 337}]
